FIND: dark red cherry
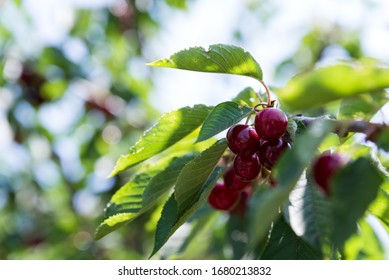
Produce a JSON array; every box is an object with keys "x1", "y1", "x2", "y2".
[
  {"x1": 233, "y1": 154, "x2": 261, "y2": 182},
  {"x1": 208, "y1": 182, "x2": 240, "y2": 210},
  {"x1": 229, "y1": 186, "x2": 252, "y2": 217},
  {"x1": 258, "y1": 139, "x2": 291, "y2": 170},
  {"x1": 223, "y1": 166, "x2": 250, "y2": 191},
  {"x1": 255, "y1": 108, "x2": 288, "y2": 141},
  {"x1": 312, "y1": 153, "x2": 348, "y2": 196},
  {"x1": 226, "y1": 124, "x2": 260, "y2": 158}
]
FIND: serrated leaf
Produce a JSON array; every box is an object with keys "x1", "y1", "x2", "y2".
[
  {"x1": 283, "y1": 173, "x2": 332, "y2": 257},
  {"x1": 174, "y1": 139, "x2": 227, "y2": 216},
  {"x1": 331, "y1": 157, "x2": 384, "y2": 250},
  {"x1": 248, "y1": 120, "x2": 333, "y2": 249},
  {"x1": 148, "y1": 44, "x2": 263, "y2": 81},
  {"x1": 232, "y1": 87, "x2": 260, "y2": 107},
  {"x1": 197, "y1": 102, "x2": 252, "y2": 142},
  {"x1": 261, "y1": 216, "x2": 322, "y2": 260},
  {"x1": 278, "y1": 60, "x2": 389, "y2": 111},
  {"x1": 369, "y1": 180, "x2": 389, "y2": 227},
  {"x1": 338, "y1": 91, "x2": 388, "y2": 120},
  {"x1": 110, "y1": 104, "x2": 212, "y2": 176},
  {"x1": 95, "y1": 155, "x2": 194, "y2": 240},
  {"x1": 150, "y1": 166, "x2": 222, "y2": 258}
]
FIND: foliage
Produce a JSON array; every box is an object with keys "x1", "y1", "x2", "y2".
[{"x1": 100, "y1": 44, "x2": 389, "y2": 259}]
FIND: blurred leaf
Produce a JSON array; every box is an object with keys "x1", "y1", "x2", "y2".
[
  {"x1": 369, "y1": 180, "x2": 389, "y2": 227},
  {"x1": 110, "y1": 104, "x2": 212, "y2": 176},
  {"x1": 331, "y1": 157, "x2": 383, "y2": 250},
  {"x1": 261, "y1": 216, "x2": 322, "y2": 260},
  {"x1": 278, "y1": 60, "x2": 389, "y2": 111},
  {"x1": 148, "y1": 44, "x2": 263, "y2": 81},
  {"x1": 95, "y1": 155, "x2": 194, "y2": 240},
  {"x1": 40, "y1": 79, "x2": 67, "y2": 100},
  {"x1": 343, "y1": 218, "x2": 385, "y2": 260},
  {"x1": 232, "y1": 87, "x2": 260, "y2": 106},
  {"x1": 377, "y1": 130, "x2": 389, "y2": 152},
  {"x1": 283, "y1": 173, "x2": 331, "y2": 257},
  {"x1": 248, "y1": 120, "x2": 333, "y2": 249},
  {"x1": 227, "y1": 215, "x2": 249, "y2": 259},
  {"x1": 197, "y1": 102, "x2": 251, "y2": 142},
  {"x1": 175, "y1": 139, "x2": 227, "y2": 216},
  {"x1": 151, "y1": 167, "x2": 222, "y2": 257},
  {"x1": 338, "y1": 91, "x2": 388, "y2": 120},
  {"x1": 165, "y1": 0, "x2": 187, "y2": 9}
]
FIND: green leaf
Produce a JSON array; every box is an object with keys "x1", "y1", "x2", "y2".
[
  {"x1": 369, "y1": 180, "x2": 389, "y2": 227},
  {"x1": 338, "y1": 91, "x2": 388, "y2": 120},
  {"x1": 331, "y1": 157, "x2": 384, "y2": 250},
  {"x1": 343, "y1": 218, "x2": 385, "y2": 260},
  {"x1": 278, "y1": 60, "x2": 389, "y2": 111},
  {"x1": 377, "y1": 130, "x2": 389, "y2": 152},
  {"x1": 283, "y1": 173, "x2": 332, "y2": 257},
  {"x1": 110, "y1": 104, "x2": 212, "y2": 176},
  {"x1": 165, "y1": 0, "x2": 187, "y2": 9},
  {"x1": 94, "y1": 155, "x2": 194, "y2": 240},
  {"x1": 197, "y1": 102, "x2": 252, "y2": 142},
  {"x1": 261, "y1": 216, "x2": 322, "y2": 260},
  {"x1": 151, "y1": 166, "x2": 223, "y2": 257},
  {"x1": 148, "y1": 44, "x2": 263, "y2": 81},
  {"x1": 174, "y1": 139, "x2": 227, "y2": 216},
  {"x1": 248, "y1": 120, "x2": 333, "y2": 249},
  {"x1": 232, "y1": 87, "x2": 260, "y2": 107}
]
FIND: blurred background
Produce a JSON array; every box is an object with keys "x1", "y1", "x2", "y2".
[{"x1": 0, "y1": 0, "x2": 389, "y2": 259}]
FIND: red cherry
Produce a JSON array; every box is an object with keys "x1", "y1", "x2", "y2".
[
  {"x1": 255, "y1": 108, "x2": 288, "y2": 141},
  {"x1": 312, "y1": 153, "x2": 348, "y2": 196},
  {"x1": 223, "y1": 166, "x2": 250, "y2": 191},
  {"x1": 258, "y1": 139, "x2": 291, "y2": 170},
  {"x1": 226, "y1": 124, "x2": 261, "y2": 158},
  {"x1": 233, "y1": 154, "x2": 261, "y2": 182},
  {"x1": 229, "y1": 186, "x2": 252, "y2": 217},
  {"x1": 208, "y1": 183, "x2": 240, "y2": 210}
]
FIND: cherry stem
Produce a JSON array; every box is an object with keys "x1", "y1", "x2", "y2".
[{"x1": 258, "y1": 79, "x2": 272, "y2": 107}]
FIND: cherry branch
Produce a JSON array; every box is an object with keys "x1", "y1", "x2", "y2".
[{"x1": 292, "y1": 115, "x2": 388, "y2": 142}]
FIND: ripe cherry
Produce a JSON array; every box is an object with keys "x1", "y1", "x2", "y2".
[
  {"x1": 233, "y1": 154, "x2": 261, "y2": 182},
  {"x1": 312, "y1": 153, "x2": 348, "y2": 196},
  {"x1": 208, "y1": 182, "x2": 240, "y2": 210},
  {"x1": 255, "y1": 108, "x2": 288, "y2": 141},
  {"x1": 229, "y1": 186, "x2": 252, "y2": 217},
  {"x1": 226, "y1": 124, "x2": 260, "y2": 158},
  {"x1": 223, "y1": 166, "x2": 250, "y2": 191},
  {"x1": 258, "y1": 139, "x2": 291, "y2": 170}
]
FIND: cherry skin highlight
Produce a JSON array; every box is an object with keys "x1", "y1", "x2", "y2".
[
  {"x1": 226, "y1": 124, "x2": 261, "y2": 158},
  {"x1": 233, "y1": 154, "x2": 261, "y2": 182},
  {"x1": 255, "y1": 108, "x2": 288, "y2": 141},
  {"x1": 208, "y1": 182, "x2": 240, "y2": 210}
]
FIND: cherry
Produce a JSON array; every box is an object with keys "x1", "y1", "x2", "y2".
[
  {"x1": 258, "y1": 139, "x2": 291, "y2": 170},
  {"x1": 255, "y1": 108, "x2": 288, "y2": 141},
  {"x1": 223, "y1": 166, "x2": 250, "y2": 191},
  {"x1": 229, "y1": 186, "x2": 252, "y2": 217},
  {"x1": 208, "y1": 182, "x2": 240, "y2": 210},
  {"x1": 226, "y1": 124, "x2": 260, "y2": 158},
  {"x1": 312, "y1": 153, "x2": 348, "y2": 196},
  {"x1": 233, "y1": 154, "x2": 261, "y2": 182}
]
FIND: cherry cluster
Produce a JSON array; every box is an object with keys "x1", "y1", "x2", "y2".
[{"x1": 208, "y1": 107, "x2": 290, "y2": 215}]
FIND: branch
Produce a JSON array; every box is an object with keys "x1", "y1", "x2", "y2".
[{"x1": 292, "y1": 115, "x2": 388, "y2": 142}]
